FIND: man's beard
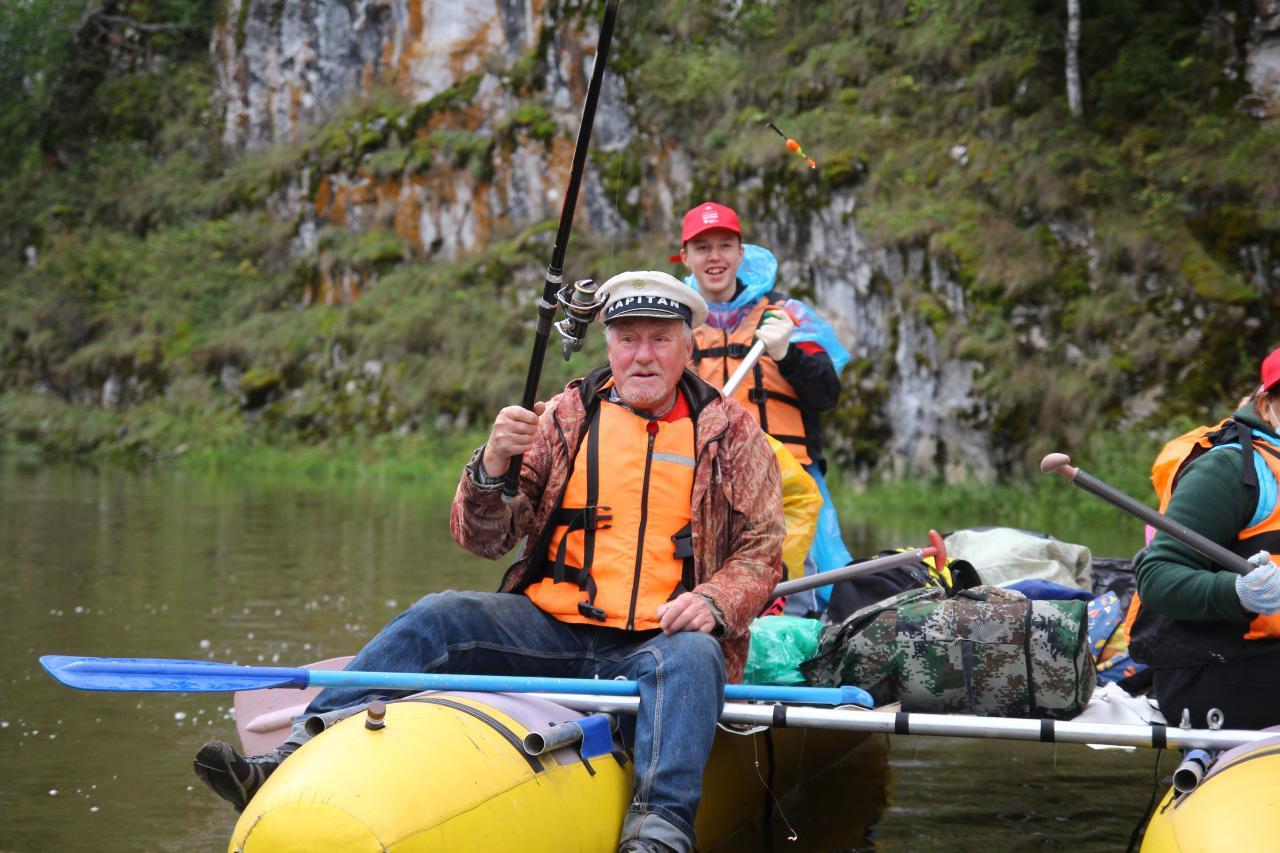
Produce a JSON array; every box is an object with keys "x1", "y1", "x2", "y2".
[{"x1": 617, "y1": 375, "x2": 672, "y2": 413}]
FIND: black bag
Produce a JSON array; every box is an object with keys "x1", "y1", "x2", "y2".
[{"x1": 824, "y1": 549, "x2": 981, "y2": 624}]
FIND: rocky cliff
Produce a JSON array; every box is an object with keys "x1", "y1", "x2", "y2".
[{"x1": 4, "y1": 0, "x2": 1279, "y2": 480}]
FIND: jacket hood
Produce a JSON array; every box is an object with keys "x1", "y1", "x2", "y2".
[{"x1": 1234, "y1": 403, "x2": 1279, "y2": 440}]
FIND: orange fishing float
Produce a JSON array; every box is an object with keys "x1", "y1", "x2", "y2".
[{"x1": 768, "y1": 122, "x2": 816, "y2": 169}]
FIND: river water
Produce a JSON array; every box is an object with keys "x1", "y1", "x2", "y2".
[{"x1": 0, "y1": 457, "x2": 1177, "y2": 852}]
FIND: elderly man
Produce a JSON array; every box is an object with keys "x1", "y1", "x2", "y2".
[{"x1": 193, "y1": 271, "x2": 784, "y2": 853}]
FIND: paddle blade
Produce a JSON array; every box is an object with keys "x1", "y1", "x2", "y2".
[{"x1": 40, "y1": 655, "x2": 308, "y2": 693}]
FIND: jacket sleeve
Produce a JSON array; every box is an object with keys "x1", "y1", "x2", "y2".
[
  {"x1": 450, "y1": 397, "x2": 561, "y2": 560},
  {"x1": 694, "y1": 411, "x2": 786, "y2": 638},
  {"x1": 1136, "y1": 449, "x2": 1252, "y2": 622},
  {"x1": 775, "y1": 345, "x2": 841, "y2": 411}
]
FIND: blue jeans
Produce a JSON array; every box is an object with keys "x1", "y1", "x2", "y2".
[{"x1": 293, "y1": 590, "x2": 726, "y2": 852}]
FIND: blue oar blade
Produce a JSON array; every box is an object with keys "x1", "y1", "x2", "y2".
[{"x1": 40, "y1": 655, "x2": 308, "y2": 693}]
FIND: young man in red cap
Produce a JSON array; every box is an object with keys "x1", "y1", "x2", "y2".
[
  {"x1": 1130, "y1": 346, "x2": 1280, "y2": 729},
  {"x1": 673, "y1": 201, "x2": 852, "y2": 614}
]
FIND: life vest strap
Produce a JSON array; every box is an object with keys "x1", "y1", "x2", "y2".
[
  {"x1": 691, "y1": 342, "x2": 753, "y2": 363},
  {"x1": 747, "y1": 386, "x2": 802, "y2": 408},
  {"x1": 548, "y1": 506, "x2": 612, "y2": 585},
  {"x1": 671, "y1": 522, "x2": 696, "y2": 592}
]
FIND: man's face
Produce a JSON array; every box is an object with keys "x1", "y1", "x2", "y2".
[
  {"x1": 681, "y1": 228, "x2": 744, "y2": 303},
  {"x1": 606, "y1": 317, "x2": 693, "y2": 413}
]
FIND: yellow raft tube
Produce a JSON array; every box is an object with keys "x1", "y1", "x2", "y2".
[
  {"x1": 229, "y1": 685, "x2": 868, "y2": 852},
  {"x1": 1141, "y1": 729, "x2": 1280, "y2": 852}
]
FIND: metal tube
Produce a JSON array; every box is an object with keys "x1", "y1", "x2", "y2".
[
  {"x1": 503, "y1": 0, "x2": 622, "y2": 499},
  {"x1": 532, "y1": 694, "x2": 1274, "y2": 752},
  {"x1": 771, "y1": 548, "x2": 931, "y2": 597},
  {"x1": 1172, "y1": 749, "x2": 1213, "y2": 794},
  {"x1": 523, "y1": 713, "x2": 616, "y2": 756},
  {"x1": 772, "y1": 530, "x2": 945, "y2": 598},
  {"x1": 523, "y1": 720, "x2": 584, "y2": 756}
]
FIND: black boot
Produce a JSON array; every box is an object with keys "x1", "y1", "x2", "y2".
[{"x1": 193, "y1": 740, "x2": 283, "y2": 812}]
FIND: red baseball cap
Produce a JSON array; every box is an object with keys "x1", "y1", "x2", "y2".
[
  {"x1": 1262, "y1": 347, "x2": 1280, "y2": 391},
  {"x1": 669, "y1": 202, "x2": 741, "y2": 263}
]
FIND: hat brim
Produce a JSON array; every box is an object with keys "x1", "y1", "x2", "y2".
[{"x1": 604, "y1": 307, "x2": 691, "y2": 323}]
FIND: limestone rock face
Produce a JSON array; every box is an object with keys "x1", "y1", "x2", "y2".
[
  {"x1": 213, "y1": 0, "x2": 538, "y2": 149},
  {"x1": 202, "y1": 2, "x2": 1280, "y2": 479}
]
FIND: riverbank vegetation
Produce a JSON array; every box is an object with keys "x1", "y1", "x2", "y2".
[{"x1": 2, "y1": 0, "x2": 1277, "y2": 492}]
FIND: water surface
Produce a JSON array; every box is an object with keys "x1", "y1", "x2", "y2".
[{"x1": 0, "y1": 458, "x2": 1172, "y2": 851}]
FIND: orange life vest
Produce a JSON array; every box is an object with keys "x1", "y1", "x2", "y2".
[
  {"x1": 691, "y1": 298, "x2": 811, "y2": 465},
  {"x1": 1127, "y1": 418, "x2": 1280, "y2": 645},
  {"x1": 524, "y1": 397, "x2": 696, "y2": 630},
  {"x1": 1150, "y1": 418, "x2": 1236, "y2": 513}
]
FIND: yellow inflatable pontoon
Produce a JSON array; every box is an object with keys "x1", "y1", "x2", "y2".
[
  {"x1": 1141, "y1": 728, "x2": 1280, "y2": 852},
  {"x1": 229, "y1": 669, "x2": 870, "y2": 852}
]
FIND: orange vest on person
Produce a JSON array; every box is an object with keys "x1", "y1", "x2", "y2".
[
  {"x1": 524, "y1": 398, "x2": 696, "y2": 631},
  {"x1": 691, "y1": 298, "x2": 811, "y2": 465},
  {"x1": 1127, "y1": 418, "x2": 1280, "y2": 644}
]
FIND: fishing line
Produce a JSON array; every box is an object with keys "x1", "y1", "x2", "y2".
[
  {"x1": 751, "y1": 729, "x2": 799, "y2": 843},
  {"x1": 606, "y1": 0, "x2": 642, "y2": 270}
]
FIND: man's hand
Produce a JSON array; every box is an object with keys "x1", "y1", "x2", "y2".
[
  {"x1": 755, "y1": 311, "x2": 795, "y2": 361},
  {"x1": 481, "y1": 402, "x2": 546, "y2": 477},
  {"x1": 1236, "y1": 556, "x2": 1280, "y2": 615},
  {"x1": 656, "y1": 592, "x2": 717, "y2": 635}
]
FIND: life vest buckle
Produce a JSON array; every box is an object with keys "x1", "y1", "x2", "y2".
[
  {"x1": 747, "y1": 387, "x2": 768, "y2": 404},
  {"x1": 585, "y1": 504, "x2": 613, "y2": 530},
  {"x1": 577, "y1": 602, "x2": 607, "y2": 621}
]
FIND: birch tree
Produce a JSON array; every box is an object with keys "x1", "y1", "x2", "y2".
[{"x1": 1066, "y1": 0, "x2": 1082, "y2": 116}]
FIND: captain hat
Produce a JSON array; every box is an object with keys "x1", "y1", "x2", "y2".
[{"x1": 599, "y1": 270, "x2": 708, "y2": 329}]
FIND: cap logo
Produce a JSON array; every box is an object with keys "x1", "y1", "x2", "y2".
[{"x1": 603, "y1": 291, "x2": 694, "y2": 324}]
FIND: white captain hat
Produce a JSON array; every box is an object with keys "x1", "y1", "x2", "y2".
[{"x1": 599, "y1": 270, "x2": 708, "y2": 328}]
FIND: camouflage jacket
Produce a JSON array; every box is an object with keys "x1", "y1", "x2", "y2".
[{"x1": 451, "y1": 366, "x2": 784, "y2": 682}]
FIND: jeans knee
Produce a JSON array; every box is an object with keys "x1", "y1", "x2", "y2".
[
  {"x1": 664, "y1": 632, "x2": 725, "y2": 679},
  {"x1": 407, "y1": 590, "x2": 483, "y2": 621}
]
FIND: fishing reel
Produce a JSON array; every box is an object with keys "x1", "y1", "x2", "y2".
[{"x1": 554, "y1": 278, "x2": 608, "y2": 360}]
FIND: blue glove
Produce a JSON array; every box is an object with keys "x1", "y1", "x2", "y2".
[{"x1": 1235, "y1": 554, "x2": 1280, "y2": 615}]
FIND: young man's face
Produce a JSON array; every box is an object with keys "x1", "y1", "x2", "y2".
[{"x1": 681, "y1": 228, "x2": 744, "y2": 303}]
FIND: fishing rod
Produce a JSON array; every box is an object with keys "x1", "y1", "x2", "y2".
[{"x1": 503, "y1": 0, "x2": 621, "y2": 500}]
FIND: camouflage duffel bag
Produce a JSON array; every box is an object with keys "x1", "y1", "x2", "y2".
[{"x1": 802, "y1": 585, "x2": 1094, "y2": 719}]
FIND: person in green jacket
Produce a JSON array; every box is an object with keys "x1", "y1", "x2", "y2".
[{"x1": 1133, "y1": 349, "x2": 1280, "y2": 730}]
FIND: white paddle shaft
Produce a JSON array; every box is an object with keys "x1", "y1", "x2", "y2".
[{"x1": 722, "y1": 339, "x2": 767, "y2": 398}]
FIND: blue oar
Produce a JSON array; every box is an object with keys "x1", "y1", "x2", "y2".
[{"x1": 40, "y1": 655, "x2": 872, "y2": 707}]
